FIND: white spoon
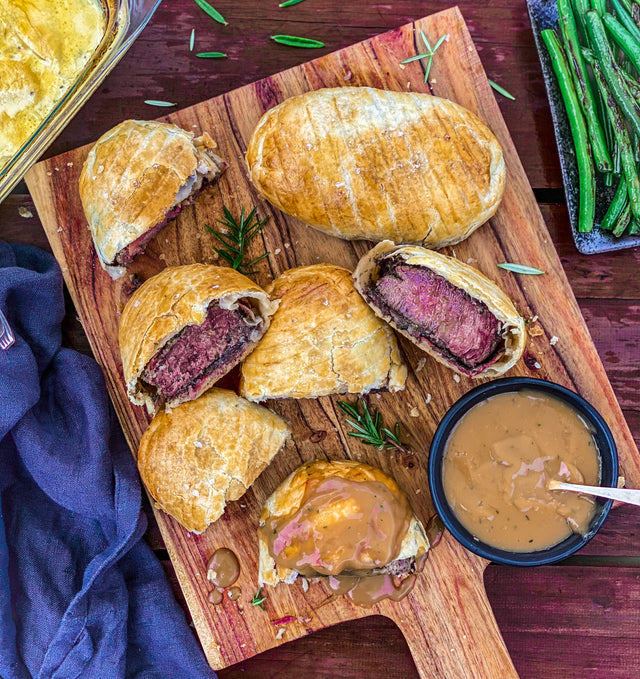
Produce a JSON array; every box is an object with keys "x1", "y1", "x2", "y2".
[{"x1": 548, "y1": 479, "x2": 640, "y2": 508}]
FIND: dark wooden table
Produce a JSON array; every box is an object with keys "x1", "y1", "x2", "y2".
[{"x1": 2, "y1": 1, "x2": 640, "y2": 677}]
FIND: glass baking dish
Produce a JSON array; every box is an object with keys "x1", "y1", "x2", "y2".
[{"x1": 0, "y1": 0, "x2": 162, "y2": 204}]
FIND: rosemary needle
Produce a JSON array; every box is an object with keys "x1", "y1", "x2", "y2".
[
  {"x1": 497, "y1": 262, "x2": 546, "y2": 275},
  {"x1": 196, "y1": 52, "x2": 227, "y2": 58},
  {"x1": 189, "y1": 29, "x2": 195, "y2": 52},
  {"x1": 400, "y1": 30, "x2": 448, "y2": 83},
  {"x1": 193, "y1": 0, "x2": 227, "y2": 25},
  {"x1": 271, "y1": 34, "x2": 325, "y2": 48},
  {"x1": 251, "y1": 588, "x2": 267, "y2": 611},
  {"x1": 488, "y1": 79, "x2": 516, "y2": 101},
  {"x1": 144, "y1": 100, "x2": 177, "y2": 107},
  {"x1": 205, "y1": 206, "x2": 270, "y2": 274},
  {"x1": 279, "y1": 0, "x2": 307, "y2": 5}
]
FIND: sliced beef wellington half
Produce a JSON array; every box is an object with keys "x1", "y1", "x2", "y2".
[
  {"x1": 119, "y1": 264, "x2": 278, "y2": 414},
  {"x1": 353, "y1": 241, "x2": 526, "y2": 378},
  {"x1": 80, "y1": 119, "x2": 227, "y2": 279}
]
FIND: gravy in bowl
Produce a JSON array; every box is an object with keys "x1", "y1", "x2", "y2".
[{"x1": 442, "y1": 389, "x2": 601, "y2": 552}]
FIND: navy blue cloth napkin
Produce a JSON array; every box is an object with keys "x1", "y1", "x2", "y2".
[{"x1": 0, "y1": 242, "x2": 217, "y2": 679}]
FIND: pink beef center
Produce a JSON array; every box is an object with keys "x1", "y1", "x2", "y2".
[
  {"x1": 142, "y1": 301, "x2": 259, "y2": 401},
  {"x1": 115, "y1": 182, "x2": 210, "y2": 266},
  {"x1": 368, "y1": 259, "x2": 503, "y2": 373}
]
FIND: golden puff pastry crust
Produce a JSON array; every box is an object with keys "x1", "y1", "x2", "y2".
[
  {"x1": 258, "y1": 459, "x2": 429, "y2": 587},
  {"x1": 353, "y1": 241, "x2": 526, "y2": 378},
  {"x1": 79, "y1": 119, "x2": 227, "y2": 278},
  {"x1": 138, "y1": 387, "x2": 290, "y2": 533},
  {"x1": 246, "y1": 87, "x2": 505, "y2": 248},
  {"x1": 239, "y1": 263, "x2": 407, "y2": 401},
  {"x1": 119, "y1": 264, "x2": 278, "y2": 413}
]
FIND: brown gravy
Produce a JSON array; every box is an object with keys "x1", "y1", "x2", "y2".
[
  {"x1": 442, "y1": 390, "x2": 601, "y2": 552},
  {"x1": 259, "y1": 472, "x2": 421, "y2": 606},
  {"x1": 207, "y1": 548, "x2": 240, "y2": 588}
]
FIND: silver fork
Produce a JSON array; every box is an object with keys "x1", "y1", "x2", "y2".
[{"x1": 0, "y1": 309, "x2": 15, "y2": 350}]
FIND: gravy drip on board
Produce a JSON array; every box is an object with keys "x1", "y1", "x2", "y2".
[
  {"x1": 260, "y1": 474, "x2": 423, "y2": 606},
  {"x1": 207, "y1": 548, "x2": 241, "y2": 606}
]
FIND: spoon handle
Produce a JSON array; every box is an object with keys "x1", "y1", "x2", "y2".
[{"x1": 549, "y1": 480, "x2": 640, "y2": 508}]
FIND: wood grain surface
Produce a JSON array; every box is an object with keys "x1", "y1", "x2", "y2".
[{"x1": 10, "y1": 1, "x2": 635, "y2": 676}]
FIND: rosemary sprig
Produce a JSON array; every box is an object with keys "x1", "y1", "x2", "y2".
[
  {"x1": 400, "y1": 30, "x2": 448, "y2": 83},
  {"x1": 271, "y1": 34, "x2": 325, "y2": 48},
  {"x1": 205, "y1": 206, "x2": 270, "y2": 274},
  {"x1": 488, "y1": 79, "x2": 516, "y2": 101},
  {"x1": 193, "y1": 0, "x2": 227, "y2": 25},
  {"x1": 251, "y1": 588, "x2": 267, "y2": 611},
  {"x1": 337, "y1": 399, "x2": 408, "y2": 454},
  {"x1": 497, "y1": 262, "x2": 546, "y2": 275}
]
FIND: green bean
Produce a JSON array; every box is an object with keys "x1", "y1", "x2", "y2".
[
  {"x1": 542, "y1": 29, "x2": 595, "y2": 232},
  {"x1": 600, "y1": 179, "x2": 628, "y2": 230},
  {"x1": 590, "y1": 55, "x2": 640, "y2": 222},
  {"x1": 621, "y1": 68, "x2": 640, "y2": 100},
  {"x1": 559, "y1": 0, "x2": 613, "y2": 171},
  {"x1": 628, "y1": 218, "x2": 640, "y2": 233},
  {"x1": 611, "y1": 0, "x2": 640, "y2": 47},
  {"x1": 572, "y1": 0, "x2": 591, "y2": 37},
  {"x1": 586, "y1": 11, "x2": 640, "y2": 141},
  {"x1": 590, "y1": 0, "x2": 606, "y2": 14},
  {"x1": 613, "y1": 202, "x2": 632, "y2": 236},
  {"x1": 603, "y1": 13, "x2": 640, "y2": 74}
]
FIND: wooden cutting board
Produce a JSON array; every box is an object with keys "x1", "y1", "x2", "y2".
[{"x1": 25, "y1": 6, "x2": 640, "y2": 677}]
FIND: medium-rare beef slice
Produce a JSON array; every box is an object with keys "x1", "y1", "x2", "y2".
[
  {"x1": 142, "y1": 301, "x2": 260, "y2": 401},
  {"x1": 369, "y1": 258, "x2": 503, "y2": 370}
]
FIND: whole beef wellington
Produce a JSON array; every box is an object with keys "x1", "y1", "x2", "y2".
[
  {"x1": 119, "y1": 264, "x2": 278, "y2": 414},
  {"x1": 353, "y1": 241, "x2": 526, "y2": 378},
  {"x1": 80, "y1": 120, "x2": 227, "y2": 279}
]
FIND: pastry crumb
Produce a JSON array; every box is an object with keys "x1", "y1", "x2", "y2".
[
  {"x1": 550, "y1": 336, "x2": 559, "y2": 346},
  {"x1": 431, "y1": 78, "x2": 437, "y2": 84},
  {"x1": 67, "y1": 162, "x2": 73, "y2": 167},
  {"x1": 274, "y1": 248, "x2": 281, "y2": 255},
  {"x1": 410, "y1": 407, "x2": 420, "y2": 418},
  {"x1": 453, "y1": 374, "x2": 461, "y2": 383},
  {"x1": 275, "y1": 628, "x2": 286, "y2": 640},
  {"x1": 531, "y1": 315, "x2": 539, "y2": 323},
  {"x1": 301, "y1": 577, "x2": 309, "y2": 593},
  {"x1": 18, "y1": 206, "x2": 33, "y2": 218},
  {"x1": 415, "y1": 488, "x2": 421, "y2": 494},
  {"x1": 194, "y1": 440, "x2": 203, "y2": 448},
  {"x1": 159, "y1": 253, "x2": 166, "y2": 261},
  {"x1": 399, "y1": 63, "x2": 405, "y2": 70},
  {"x1": 57, "y1": 227, "x2": 63, "y2": 233},
  {"x1": 425, "y1": 393, "x2": 432, "y2": 405},
  {"x1": 284, "y1": 242, "x2": 291, "y2": 248},
  {"x1": 466, "y1": 257, "x2": 478, "y2": 264},
  {"x1": 528, "y1": 324, "x2": 543, "y2": 337},
  {"x1": 415, "y1": 357, "x2": 427, "y2": 373}
]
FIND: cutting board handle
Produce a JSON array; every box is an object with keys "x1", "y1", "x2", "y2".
[{"x1": 383, "y1": 547, "x2": 519, "y2": 678}]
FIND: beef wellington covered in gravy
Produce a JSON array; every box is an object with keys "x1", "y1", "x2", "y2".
[
  {"x1": 353, "y1": 241, "x2": 526, "y2": 378},
  {"x1": 119, "y1": 264, "x2": 278, "y2": 413},
  {"x1": 258, "y1": 460, "x2": 430, "y2": 607}
]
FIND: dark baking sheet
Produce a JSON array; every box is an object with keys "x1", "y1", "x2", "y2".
[{"x1": 527, "y1": 0, "x2": 640, "y2": 253}]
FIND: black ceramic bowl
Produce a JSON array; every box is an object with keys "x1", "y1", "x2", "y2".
[{"x1": 428, "y1": 377, "x2": 618, "y2": 566}]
